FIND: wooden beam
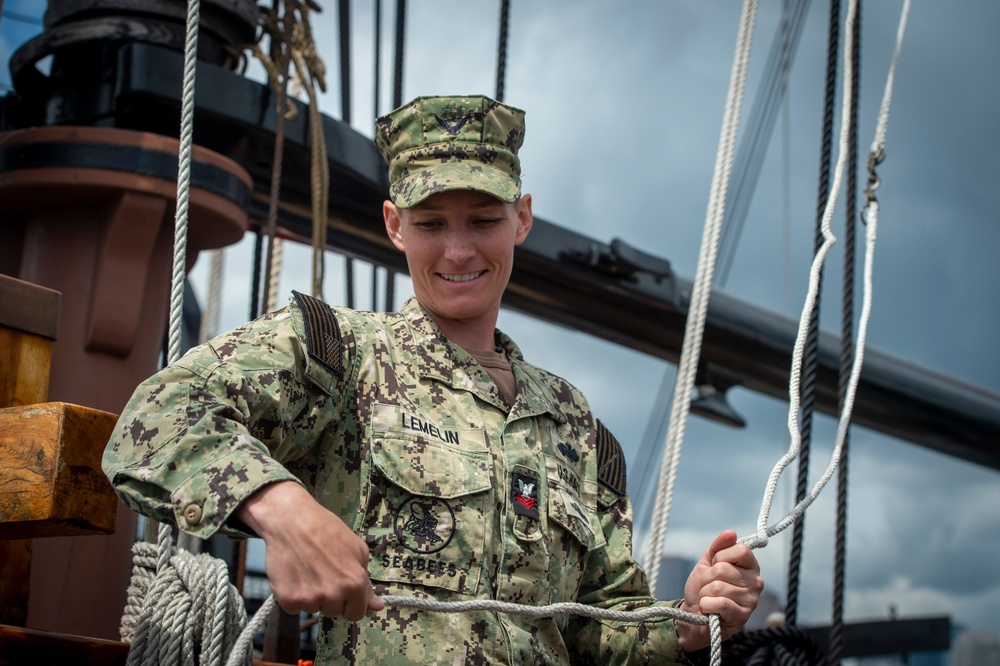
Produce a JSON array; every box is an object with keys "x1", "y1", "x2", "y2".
[
  {"x1": 0, "y1": 275, "x2": 60, "y2": 409},
  {"x1": 0, "y1": 623, "x2": 128, "y2": 666},
  {"x1": 0, "y1": 274, "x2": 61, "y2": 342},
  {"x1": 0, "y1": 403, "x2": 119, "y2": 539},
  {"x1": 0, "y1": 275, "x2": 61, "y2": 626}
]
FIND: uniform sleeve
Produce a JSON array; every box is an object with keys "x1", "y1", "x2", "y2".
[
  {"x1": 102, "y1": 300, "x2": 353, "y2": 540},
  {"x1": 564, "y1": 423, "x2": 710, "y2": 666}
]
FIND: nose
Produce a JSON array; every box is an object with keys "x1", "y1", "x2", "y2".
[{"x1": 443, "y1": 229, "x2": 475, "y2": 264}]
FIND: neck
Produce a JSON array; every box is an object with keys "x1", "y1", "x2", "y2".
[{"x1": 426, "y1": 311, "x2": 498, "y2": 353}]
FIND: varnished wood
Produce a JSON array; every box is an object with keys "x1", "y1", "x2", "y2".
[
  {"x1": 263, "y1": 605, "x2": 301, "y2": 663},
  {"x1": 0, "y1": 541, "x2": 32, "y2": 626},
  {"x1": 0, "y1": 328, "x2": 52, "y2": 409},
  {"x1": 0, "y1": 623, "x2": 128, "y2": 666},
  {"x1": 0, "y1": 274, "x2": 61, "y2": 342},
  {"x1": 0, "y1": 403, "x2": 119, "y2": 539}
]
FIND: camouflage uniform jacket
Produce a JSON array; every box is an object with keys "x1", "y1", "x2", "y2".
[{"x1": 104, "y1": 293, "x2": 706, "y2": 665}]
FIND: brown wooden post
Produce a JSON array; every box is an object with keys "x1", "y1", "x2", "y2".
[
  {"x1": 0, "y1": 275, "x2": 60, "y2": 627},
  {"x1": 0, "y1": 126, "x2": 251, "y2": 640}
]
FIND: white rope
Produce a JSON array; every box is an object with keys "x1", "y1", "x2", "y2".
[
  {"x1": 740, "y1": 0, "x2": 909, "y2": 550},
  {"x1": 166, "y1": 0, "x2": 200, "y2": 369},
  {"x1": 124, "y1": 0, "x2": 257, "y2": 663},
  {"x1": 645, "y1": 0, "x2": 760, "y2": 592},
  {"x1": 199, "y1": 249, "x2": 225, "y2": 344},
  {"x1": 124, "y1": 542, "x2": 250, "y2": 666},
  {"x1": 266, "y1": 237, "x2": 284, "y2": 313}
]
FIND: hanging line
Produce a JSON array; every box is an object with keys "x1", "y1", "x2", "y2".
[
  {"x1": 381, "y1": 0, "x2": 407, "y2": 312},
  {"x1": 374, "y1": 0, "x2": 382, "y2": 116},
  {"x1": 715, "y1": 0, "x2": 811, "y2": 289},
  {"x1": 645, "y1": 0, "x2": 760, "y2": 594},
  {"x1": 785, "y1": 0, "x2": 841, "y2": 629},
  {"x1": 495, "y1": 0, "x2": 511, "y2": 102},
  {"x1": 743, "y1": 0, "x2": 909, "y2": 550},
  {"x1": 828, "y1": 1, "x2": 860, "y2": 662},
  {"x1": 198, "y1": 249, "x2": 225, "y2": 344},
  {"x1": 252, "y1": 1, "x2": 331, "y2": 302},
  {"x1": 339, "y1": 0, "x2": 357, "y2": 308},
  {"x1": 126, "y1": 2, "x2": 256, "y2": 665}
]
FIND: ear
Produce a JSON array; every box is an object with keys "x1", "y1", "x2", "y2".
[
  {"x1": 514, "y1": 194, "x2": 533, "y2": 246},
  {"x1": 383, "y1": 200, "x2": 406, "y2": 252}
]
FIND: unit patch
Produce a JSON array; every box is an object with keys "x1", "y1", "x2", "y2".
[
  {"x1": 512, "y1": 471, "x2": 540, "y2": 520},
  {"x1": 394, "y1": 496, "x2": 456, "y2": 554},
  {"x1": 557, "y1": 441, "x2": 580, "y2": 463}
]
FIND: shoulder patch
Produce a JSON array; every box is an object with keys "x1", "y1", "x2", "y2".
[
  {"x1": 292, "y1": 290, "x2": 343, "y2": 376},
  {"x1": 596, "y1": 420, "x2": 626, "y2": 496}
]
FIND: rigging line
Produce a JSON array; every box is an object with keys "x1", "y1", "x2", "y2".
[
  {"x1": 786, "y1": 0, "x2": 840, "y2": 628},
  {"x1": 392, "y1": 0, "x2": 406, "y2": 108},
  {"x1": 645, "y1": 0, "x2": 760, "y2": 594},
  {"x1": 495, "y1": 0, "x2": 511, "y2": 102},
  {"x1": 339, "y1": 0, "x2": 351, "y2": 125},
  {"x1": 198, "y1": 249, "x2": 225, "y2": 344},
  {"x1": 715, "y1": 0, "x2": 811, "y2": 288},
  {"x1": 384, "y1": 0, "x2": 407, "y2": 310},
  {"x1": 374, "y1": 0, "x2": 382, "y2": 116},
  {"x1": 628, "y1": 367, "x2": 675, "y2": 545},
  {"x1": 261, "y1": 1, "x2": 294, "y2": 313},
  {"x1": 340, "y1": 0, "x2": 356, "y2": 307},
  {"x1": 742, "y1": 0, "x2": 908, "y2": 550},
  {"x1": 829, "y1": 2, "x2": 859, "y2": 662},
  {"x1": 156, "y1": 0, "x2": 203, "y2": 591}
]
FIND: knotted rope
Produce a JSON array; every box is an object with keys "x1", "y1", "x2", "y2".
[{"x1": 124, "y1": 542, "x2": 249, "y2": 666}]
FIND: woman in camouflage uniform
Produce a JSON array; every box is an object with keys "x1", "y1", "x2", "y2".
[{"x1": 104, "y1": 95, "x2": 762, "y2": 665}]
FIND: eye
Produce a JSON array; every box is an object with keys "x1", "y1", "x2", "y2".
[
  {"x1": 474, "y1": 217, "x2": 501, "y2": 227},
  {"x1": 412, "y1": 218, "x2": 442, "y2": 230}
]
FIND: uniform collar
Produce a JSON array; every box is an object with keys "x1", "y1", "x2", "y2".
[{"x1": 400, "y1": 297, "x2": 566, "y2": 423}]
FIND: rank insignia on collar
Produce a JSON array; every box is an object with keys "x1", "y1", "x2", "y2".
[
  {"x1": 557, "y1": 441, "x2": 580, "y2": 463},
  {"x1": 512, "y1": 472, "x2": 540, "y2": 520}
]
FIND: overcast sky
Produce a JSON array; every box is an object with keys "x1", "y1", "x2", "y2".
[{"x1": 4, "y1": 0, "x2": 998, "y2": 648}]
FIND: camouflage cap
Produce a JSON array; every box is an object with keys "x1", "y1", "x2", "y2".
[{"x1": 375, "y1": 95, "x2": 526, "y2": 208}]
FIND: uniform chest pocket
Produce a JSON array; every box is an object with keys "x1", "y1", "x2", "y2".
[
  {"x1": 366, "y1": 435, "x2": 492, "y2": 595},
  {"x1": 545, "y1": 456, "x2": 605, "y2": 554}
]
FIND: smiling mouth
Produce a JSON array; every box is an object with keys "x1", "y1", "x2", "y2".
[{"x1": 439, "y1": 271, "x2": 486, "y2": 283}]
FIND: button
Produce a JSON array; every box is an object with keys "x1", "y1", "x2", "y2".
[{"x1": 183, "y1": 503, "x2": 203, "y2": 526}]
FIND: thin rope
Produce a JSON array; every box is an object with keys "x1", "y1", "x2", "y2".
[
  {"x1": 338, "y1": 0, "x2": 351, "y2": 125},
  {"x1": 266, "y1": 237, "x2": 284, "y2": 313},
  {"x1": 645, "y1": 0, "x2": 760, "y2": 592},
  {"x1": 828, "y1": 3, "x2": 860, "y2": 662},
  {"x1": 165, "y1": 0, "x2": 199, "y2": 369},
  {"x1": 715, "y1": 0, "x2": 811, "y2": 289},
  {"x1": 742, "y1": 0, "x2": 908, "y2": 550},
  {"x1": 198, "y1": 249, "x2": 225, "y2": 343},
  {"x1": 392, "y1": 0, "x2": 405, "y2": 108},
  {"x1": 373, "y1": 0, "x2": 382, "y2": 116},
  {"x1": 785, "y1": 0, "x2": 840, "y2": 628},
  {"x1": 495, "y1": 0, "x2": 511, "y2": 102},
  {"x1": 383, "y1": 0, "x2": 406, "y2": 308},
  {"x1": 259, "y1": 1, "x2": 293, "y2": 314}
]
